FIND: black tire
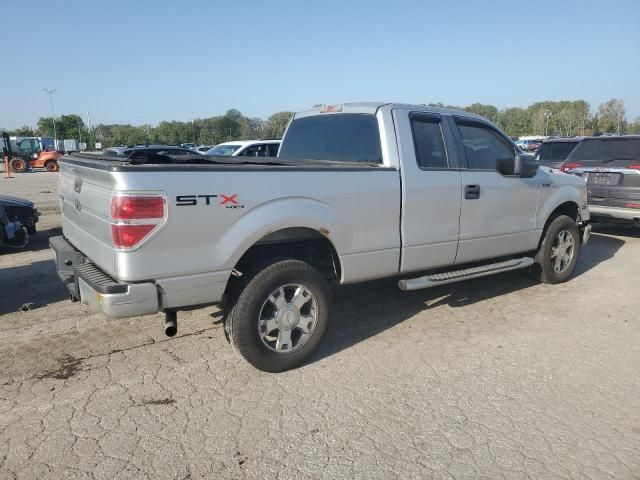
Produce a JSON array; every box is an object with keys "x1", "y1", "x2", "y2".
[
  {"x1": 45, "y1": 160, "x2": 59, "y2": 172},
  {"x1": 534, "y1": 215, "x2": 581, "y2": 284},
  {"x1": 226, "y1": 259, "x2": 331, "y2": 372},
  {"x1": 10, "y1": 158, "x2": 27, "y2": 173}
]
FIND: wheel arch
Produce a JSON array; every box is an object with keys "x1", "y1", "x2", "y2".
[
  {"x1": 233, "y1": 226, "x2": 342, "y2": 282},
  {"x1": 222, "y1": 226, "x2": 342, "y2": 312},
  {"x1": 537, "y1": 200, "x2": 579, "y2": 250}
]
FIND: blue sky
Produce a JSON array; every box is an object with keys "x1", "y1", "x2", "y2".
[{"x1": 2, "y1": 0, "x2": 639, "y2": 128}]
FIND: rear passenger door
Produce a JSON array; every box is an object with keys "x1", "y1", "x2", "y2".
[
  {"x1": 394, "y1": 110, "x2": 463, "y2": 273},
  {"x1": 453, "y1": 118, "x2": 540, "y2": 264}
]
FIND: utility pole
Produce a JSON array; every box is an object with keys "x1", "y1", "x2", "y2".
[
  {"x1": 43, "y1": 88, "x2": 58, "y2": 143},
  {"x1": 190, "y1": 111, "x2": 195, "y2": 143},
  {"x1": 86, "y1": 109, "x2": 92, "y2": 133}
]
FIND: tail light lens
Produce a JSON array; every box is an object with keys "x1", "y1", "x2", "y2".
[
  {"x1": 110, "y1": 193, "x2": 167, "y2": 250},
  {"x1": 111, "y1": 196, "x2": 164, "y2": 219},
  {"x1": 560, "y1": 162, "x2": 583, "y2": 173},
  {"x1": 624, "y1": 203, "x2": 640, "y2": 209},
  {"x1": 626, "y1": 165, "x2": 640, "y2": 170}
]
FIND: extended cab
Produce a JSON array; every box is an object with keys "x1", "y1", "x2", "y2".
[{"x1": 51, "y1": 103, "x2": 590, "y2": 371}]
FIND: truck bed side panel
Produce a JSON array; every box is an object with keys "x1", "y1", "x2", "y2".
[{"x1": 108, "y1": 168, "x2": 401, "y2": 283}]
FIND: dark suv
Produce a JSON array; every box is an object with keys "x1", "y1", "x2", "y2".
[
  {"x1": 534, "y1": 137, "x2": 582, "y2": 170},
  {"x1": 563, "y1": 136, "x2": 640, "y2": 224}
]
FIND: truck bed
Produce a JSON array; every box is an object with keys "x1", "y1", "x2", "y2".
[{"x1": 57, "y1": 153, "x2": 402, "y2": 311}]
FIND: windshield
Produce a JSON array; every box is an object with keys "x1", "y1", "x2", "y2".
[
  {"x1": 206, "y1": 144, "x2": 241, "y2": 156},
  {"x1": 536, "y1": 142, "x2": 579, "y2": 163},
  {"x1": 278, "y1": 114, "x2": 382, "y2": 163},
  {"x1": 568, "y1": 138, "x2": 640, "y2": 162}
]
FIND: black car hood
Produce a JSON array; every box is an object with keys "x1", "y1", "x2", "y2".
[{"x1": 0, "y1": 195, "x2": 34, "y2": 208}]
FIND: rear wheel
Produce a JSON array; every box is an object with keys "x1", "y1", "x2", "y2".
[
  {"x1": 45, "y1": 160, "x2": 59, "y2": 172},
  {"x1": 534, "y1": 215, "x2": 581, "y2": 284},
  {"x1": 226, "y1": 259, "x2": 331, "y2": 372},
  {"x1": 10, "y1": 158, "x2": 27, "y2": 173}
]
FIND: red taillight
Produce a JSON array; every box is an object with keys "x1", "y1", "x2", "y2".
[
  {"x1": 111, "y1": 196, "x2": 164, "y2": 219},
  {"x1": 110, "y1": 194, "x2": 166, "y2": 250},
  {"x1": 626, "y1": 165, "x2": 640, "y2": 170},
  {"x1": 111, "y1": 224, "x2": 155, "y2": 248},
  {"x1": 560, "y1": 162, "x2": 583, "y2": 173},
  {"x1": 624, "y1": 203, "x2": 640, "y2": 209}
]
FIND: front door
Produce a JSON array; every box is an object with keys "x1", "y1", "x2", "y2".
[{"x1": 453, "y1": 118, "x2": 540, "y2": 264}]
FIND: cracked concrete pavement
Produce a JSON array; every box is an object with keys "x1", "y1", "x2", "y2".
[{"x1": 1, "y1": 172, "x2": 639, "y2": 479}]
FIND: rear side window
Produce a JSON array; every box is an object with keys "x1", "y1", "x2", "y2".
[
  {"x1": 240, "y1": 144, "x2": 269, "y2": 157},
  {"x1": 536, "y1": 142, "x2": 579, "y2": 163},
  {"x1": 568, "y1": 138, "x2": 640, "y2": 162},
  {"x1": 456, "y1": 121, "x2": 515, "y2": 172},
  {"x1": 410, "y1": 116, "x2": 448, "y2": 169},
  {"x1": 279, "y1": 114, "x2": 382, "y2": 163}
]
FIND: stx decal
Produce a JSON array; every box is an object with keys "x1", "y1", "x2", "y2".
[{"x1": 176, "y1": 194, "x2": 244, "y2": 209}]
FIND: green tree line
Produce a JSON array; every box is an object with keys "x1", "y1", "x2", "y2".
[
  {"x1": 5, "y1": 99, "x2": 640, "y2": 148},
  {"x1": 431, "y1": 98, "x2": 639, "y2": 137},
  {"x1": 6, "y1": 110, "x2": 294, "y2": 149}
]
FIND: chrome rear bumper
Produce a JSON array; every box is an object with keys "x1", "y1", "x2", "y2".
[{"x1": 50, "y1": 236, "x2": 159, "y2": 318}]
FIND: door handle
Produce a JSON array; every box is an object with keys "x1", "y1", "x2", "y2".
[{"x1": 464, "y1": 184, "x2": 480, "y2": 199}]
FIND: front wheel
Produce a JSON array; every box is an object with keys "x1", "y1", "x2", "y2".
[
  {"x1": 534, "y1": 215, "x2": 581, "y2": 284},
  {"x1": 45, "y1": 160, "x2": 59, "y2": 172},
  {"x1": 226, "y1": 259, "x2": 331, "y2": 372}
]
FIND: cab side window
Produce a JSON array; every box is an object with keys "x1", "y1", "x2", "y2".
[
  {"x1": 410, "y1": 115, "x2": 448, "y2": 169},
  {"x1": 456, "y1": 121, "x2": 515, "y2": 173}
]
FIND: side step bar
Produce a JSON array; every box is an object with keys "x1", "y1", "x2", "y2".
[{"x1": 398, "y1": 257, "x2": 534, "y2": 291}]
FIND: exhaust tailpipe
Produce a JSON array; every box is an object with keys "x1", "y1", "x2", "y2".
[{"x1": 164, "y1": 311, "x2": 177, "y2": 337}]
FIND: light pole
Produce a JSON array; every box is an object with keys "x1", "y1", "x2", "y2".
[
  {"x1": 543, "y1": 110, "x2": 552, "y2": 136},
  {"x1": 43, "y1": 88, "x2": 57, "y2": 144}
]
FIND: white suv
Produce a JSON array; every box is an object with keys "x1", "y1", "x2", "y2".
[{"x1": 204, "y1": 140, "x2": 281, "y2": 157}]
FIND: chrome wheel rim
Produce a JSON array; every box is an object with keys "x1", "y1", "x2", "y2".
[
  {"x1": 550, "y1": 229, "x2": 575, "y2": 273},
  {"x1": 257, "y1": 283, "x2": 318, "y2": 353}
]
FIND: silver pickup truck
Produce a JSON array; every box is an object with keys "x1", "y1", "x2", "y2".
[{"x1": 51, "y1": 102, "x2": 590, "y2": 371}]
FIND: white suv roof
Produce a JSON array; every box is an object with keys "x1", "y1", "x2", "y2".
[{"x1": 215, "y1": 139, "x2": 281, "y2": 148}]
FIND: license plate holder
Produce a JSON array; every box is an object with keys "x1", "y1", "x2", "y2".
[{"x1": 588, "y1": 173, "x2": 621, "y2": 185}]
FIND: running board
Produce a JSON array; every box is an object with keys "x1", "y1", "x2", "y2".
[{"x1": 398, "y1": 257, "x2": 534, "y2": 291}]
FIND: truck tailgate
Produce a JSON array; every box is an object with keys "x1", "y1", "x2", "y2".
[{"x1": 59, "y1": 160, "x2": 116, "y2": 275}]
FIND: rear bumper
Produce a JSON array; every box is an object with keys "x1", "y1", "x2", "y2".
[
  {"x1": 50, "y1": 236, "x2": 159, "y2": 318},
  {"x1": 588, "y1": 205, "x2": 640, "y2": 222}
]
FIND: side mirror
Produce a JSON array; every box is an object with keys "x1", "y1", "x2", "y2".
[{"x1": 514, "y1": 153, "x2": 539, "y2": 178}]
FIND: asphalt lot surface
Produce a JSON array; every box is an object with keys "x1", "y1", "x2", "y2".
[{"x1": 1, "y1": 171, "x2": 639, "y2": 479}]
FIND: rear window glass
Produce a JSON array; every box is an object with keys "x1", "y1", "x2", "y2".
[
  {"x1": 536, "y1": 142, "x2": 579, "y2": 162},
  {"x1": 411, "y1": 117, "x2": 448, "y2": 169},
  {"x1": 278, "y1": 114, "x2": 382, "y2": 163},
  {"x1": 569, "y1": 138, "x2": 640, "y2": 162}
]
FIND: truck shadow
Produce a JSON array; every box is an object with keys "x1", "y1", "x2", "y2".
[
  {"x1": 0, "y1": 259, "x2": 69, "y2": 316},
  {"x1": 591, "y1": 223, "x2": 640, "y2": 239},
  {"x1": 573, "y1": 232, "x2": 625, "y2": 276},
  {"x1": 309, "y1": 232, "x2": 624, "y2": 365}
]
